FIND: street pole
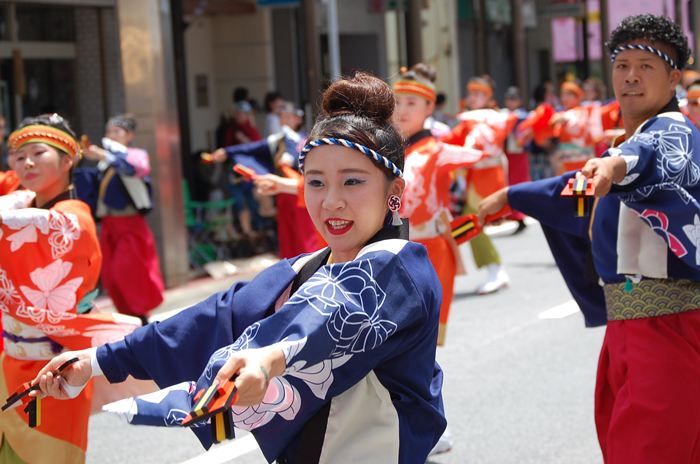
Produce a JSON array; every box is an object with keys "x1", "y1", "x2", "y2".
[
  {"x1": 599, "y1": 0, "x2": 612, "y2": 99},
  {"x1": 301, "y1": 0, "x2": 322, "y2": 115},
  {"x1": 473, "y1": 0, "x2": 487, "y2": 75},
  {"x1": 406, "y1": 0, "x2": 423, "y2": 66},
  {"x1": 327, "y1": 0, "x2": 341, "y2": 81},
  {"x1": 512, "y1": 0, "x2": 529, "y2": 102},
  {"x1": 581, "y1": 0, "x2": 590, "y2": 80}
]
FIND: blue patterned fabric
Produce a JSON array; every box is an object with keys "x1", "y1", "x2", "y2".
[
  {"x1": 508, "y1": 103, "x2": 700, "y2": 325},
  {"x1": 602, "y1": 111, "x2": 700, "y2": 276},
  {"x1": 97, "y1": 239, "x2": 446, "y2": 463}
]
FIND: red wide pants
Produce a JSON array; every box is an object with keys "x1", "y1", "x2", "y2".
[
  {"x1": 595, "y1": 311, "x2": 700, "y2": 463},
  {"x1": 100, "y1": 215, "x2": 164, "y2": 316}
]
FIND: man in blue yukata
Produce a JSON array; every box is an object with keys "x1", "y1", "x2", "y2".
[{"x1": 479, "y1": 14, "x2": 700, "y2": 464}]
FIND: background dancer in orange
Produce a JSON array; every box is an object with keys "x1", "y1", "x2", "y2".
[
  {"x1": 0, "y1": 114, "x2": 139, "y2": 463},
  {"x1": 549, "y1": 81, "x2": 599, "y2": 174},
  {"x1": 443, "y1": 76, "x2": 516, "y2": 294},
  {"x1": 393, "y1": 63, "x2": 485, "y2": 344},
  {"x1": 681, "y1": 80, "x2": 700, "y2": 129}
]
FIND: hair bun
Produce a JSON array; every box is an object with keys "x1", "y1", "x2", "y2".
[
  {"x1": 407, "y1": 63, "x2": 437, "y2": 84},
  {"x1": 320, "y1": 72, "x2": 394, "y2": 124}
]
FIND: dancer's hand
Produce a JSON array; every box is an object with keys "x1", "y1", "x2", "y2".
[
  {"x1": 212, "y1": 148, "x2": 227, "y2": 163},
  {"x1": 478, "y1": 187, "x2": 510, "y2": 227},
  {"x1": 255, "y1": 174, "x2": 298, "y2": 196},
  {"x1": 213, "y1": 346, "x2": 286, "y2": 407},
  {"x1": 83, "y1": 145, "x2": 108, "y2": 161},
  {"x1": 30, "y1": 349, "x2": 95, "y2": 400},
  {"x1": 577, "y1": 157, "x2": 627, "y2": 197}
]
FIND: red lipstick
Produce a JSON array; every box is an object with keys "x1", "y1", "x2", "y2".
[{"x1": 325, "y1": 218, "x2": 353, "y2": 236}]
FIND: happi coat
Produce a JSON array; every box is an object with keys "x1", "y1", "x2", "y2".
[
  {"x1": 0, "y1": 189, "x2": 140, "y2": 464},
  {"x1": 442, "y1": 108, "x2": 517, "y2": 209},
  {"x1": 400, "y1": 130, "x2": 484, "y2": 344},
  {"x1": 96, "y1": 227, "x2": 447, "y2": 464},
  {"x1": 508, "y1": 98, "x2": 700, "y2": 463}
]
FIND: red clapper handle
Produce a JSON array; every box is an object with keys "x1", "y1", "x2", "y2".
[
  {"x1": 561, "y1": 178, "x2": 596, "y2": 217},
  {"x1": 450, "y1": 205, "x2": 512, "y2": 246},
  {"x1": 182, "y1": 376, "x2": 239, "y2": 428},
  {"x1": 2, "y1": 357, "x2": 79, "y2": 412},
  {"x1": 233, "y1": 164, "x2": 257, "y2": 181}
]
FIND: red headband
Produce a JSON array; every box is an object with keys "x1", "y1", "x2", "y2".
[
  {"x1": 467, "y1": 81, "x2": 493, "y2": 98},
  {"x1": 561, "y1": 82, "x2": 584, "y2": 100},
  {"x1": 393, "y1": 80, "x2": 437, "y2": 103},
  {"x1": 8, "y1": 125, "x2": 81, "y2": 163}
]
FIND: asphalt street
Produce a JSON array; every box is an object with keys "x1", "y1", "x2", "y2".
[{"x1": 86, "y1": 220, "x2": 607, "y2": 464}]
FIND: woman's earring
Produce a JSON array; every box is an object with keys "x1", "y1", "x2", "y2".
[{"x1": 388, "y1": 195, "x2": 403, "y2": 226}]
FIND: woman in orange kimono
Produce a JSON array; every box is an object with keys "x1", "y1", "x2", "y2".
[
  {"x1": 0, "y1": 115, "x2": 139, "y2": 463},
  {"x1": 442, "y1": 76, "x2": 517, "y2": 295},
  {"x1": 393, "y1": 64, "x2": 485, "y2": 345},
  {"x1": 549, "y1": 81, "x2": 599, "y2": 174}
]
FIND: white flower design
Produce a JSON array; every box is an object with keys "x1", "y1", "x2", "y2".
[
  {"x1": 631, "y1": 124, "x2": 700, "y2": 187},
  {"x1": 35, "y1": 324, "x2": 79, "y2": 337},
  {"x1": 82, "y1": 321, "x2": 140, "y2": 346},
  {"x1": 231, "y1": 376, "x2": 301, "y2": 430},
  {"x1": 48, "y1": 212, "x2": 81, "y2": 259},
  {"x1": 682, "y1": 214, "x2": 700, "y2": 265},
  {"x1": 2, "y1": 209, "x2": 50, "y2": 252},
  {"x1": 19, "y1": 260, "x2": 83, "y2": 315},
  {"x1": 7, "y1": 226, "x2": 38, "y2": 251},
  {"x1": 285, "y1": 354, "x2": 352, "y2": 400},
  {"x1": 0, "y1": 267, "x2": 24, "y2": 314},
  {"x1": 204, "y1": 324, "x2": 260, "y2": 380},
  {"x1": 286, "y1": 259, "x2": 398, "y2": 357}
]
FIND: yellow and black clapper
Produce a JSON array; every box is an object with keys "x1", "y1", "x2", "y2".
[
  {"x1": 451, "y1": 215, "x2": 479, "y2": 246},
  {"x1": 450, "y1": 205, "x2": 513, "y2": 246},
  {"x1": 182, "y1": 376, "x2": 239, "y2": 444},
  {"x1": 561, "y1": 178, "x2": 596, "y2": 217},
  {"x1": 24, "y1": 396, "x2": 41, "y2": 428},
  {"x1": 2, "y1": 357, "x2": 78, "y2": 429}
]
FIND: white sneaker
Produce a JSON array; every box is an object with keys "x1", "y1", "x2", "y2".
[
  {"x1": 477, "y1": 263, "x2": 510, "y2": 295},
  {"x1": 428, "y1": 426, "x2": 453, "y2": 456}
]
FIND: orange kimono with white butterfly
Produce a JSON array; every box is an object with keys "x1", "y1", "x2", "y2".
[
  {"x1": 0, "y1": 189, "x2": 140, "y2": 464},
  {"x1": 442, "y1": 108, "x2": 517, "y2": 210},
  {"x1": 400, "y1": 132, "x2": 485, "y2": 345}
]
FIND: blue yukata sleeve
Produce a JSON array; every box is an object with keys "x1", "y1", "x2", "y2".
[
  {"x1": 72, "y1": 167, "x2": 100, "y2": 217},
  {"x1": 509, "y1": 174, "x2": 607, "y2": 326},
  {"x1": 508, "y1": 171, "x2": 591, "y2": 237},
  {"x1": 606, "y1": 114, "x2": 700, "y2": 270},
  {"x1": 96, "y1": 259, "x2": 299, "y2": 388},
  {"x1": 224, "y1": 140, "x2": 275, "y2": 175},
  {"x1": 100, "y1": 138, "x2": 138, "y2": 176}
]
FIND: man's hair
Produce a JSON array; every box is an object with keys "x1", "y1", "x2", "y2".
[{"x1": 607, "y1": 14, "x2": 691, "y2": 70}]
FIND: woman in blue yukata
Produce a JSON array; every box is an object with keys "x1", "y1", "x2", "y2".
[{"x1": 32, "y1": 73, "x2": 447, "y2": 464}]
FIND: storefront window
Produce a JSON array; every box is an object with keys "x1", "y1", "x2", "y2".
[
  {"x1": 0, "y1": 5, "x2": 9, "y2": 41},
  {"x1": 16, "y1": 5, "x2": 75, "y2": 42}
]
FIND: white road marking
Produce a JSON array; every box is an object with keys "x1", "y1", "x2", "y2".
[
  {"x1": 538, "y1": 300, "x2": 580, "y2": 319},
  {"x1": 179, "y1": 434, "x2": 259, "y2": 464},
  {"x1": 485, "y1": 217, "x2": 538, "y2": 237}
]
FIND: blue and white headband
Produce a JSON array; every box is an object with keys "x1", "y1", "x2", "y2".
[
  {"x1": 611, "y1": 44, "x2": 678, "y2": 70},
  {"x1": 299, "y1": 138, "x2": 403, "y2": 178}
]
